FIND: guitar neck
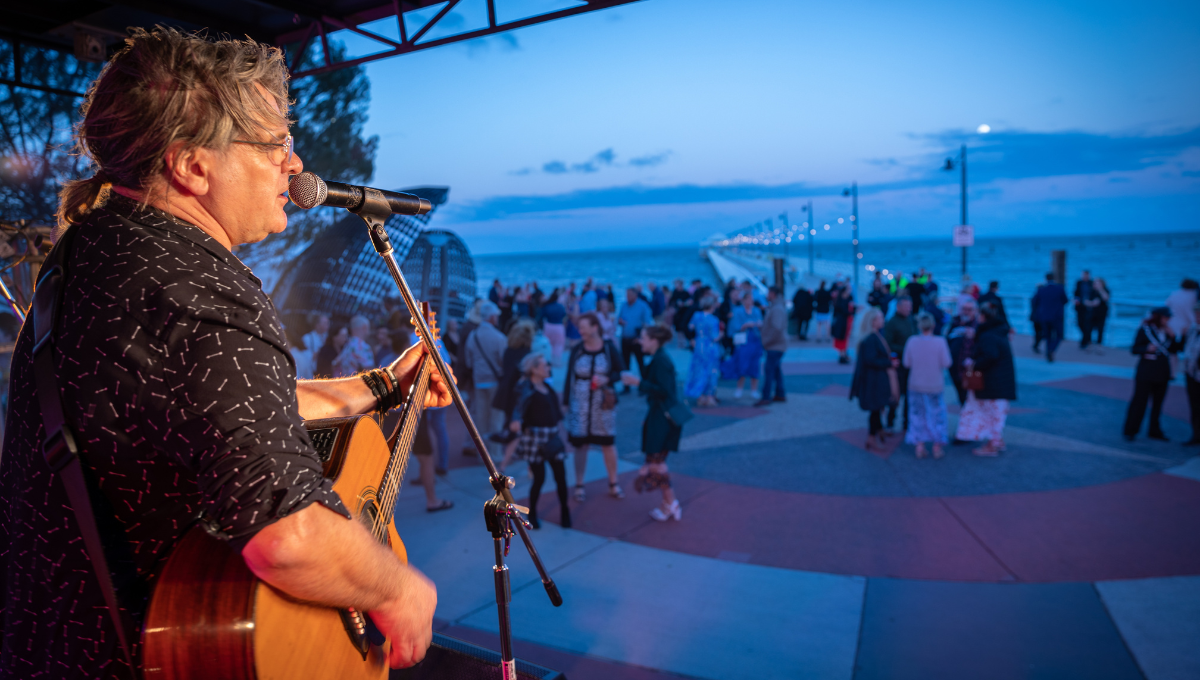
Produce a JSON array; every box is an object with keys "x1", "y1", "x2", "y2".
[{"x1": 371, "y1": 356, "x2": 432, "y2": 541}]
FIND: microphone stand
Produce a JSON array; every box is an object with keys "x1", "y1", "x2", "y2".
[{"x1": 349, "y1": 191, "x2": 562, "y2": 680}]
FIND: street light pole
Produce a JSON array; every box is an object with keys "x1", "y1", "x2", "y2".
[
  {"x1": 960, "y1": 144, "x2": 968, "y2": 277},
  {"x1": 804, "y1": 200, "x2": 815, "y2": 275},
  {"x1": 943, "y1": 144, "x2": 970, "y2": 278},
  {"x1": 843, "y1": 182, "x2": 859, "y2": 290}
]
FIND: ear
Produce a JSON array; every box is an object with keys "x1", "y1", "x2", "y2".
[{"x1": 162, "y1": 142, "x2": 218, "y2": 198}]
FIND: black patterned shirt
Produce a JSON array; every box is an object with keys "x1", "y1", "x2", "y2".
[{"x1": 0, "y1": 195, "x2": 350, "y2": 678}]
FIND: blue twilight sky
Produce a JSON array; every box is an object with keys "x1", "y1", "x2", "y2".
[{"x1": 329, "y1": 0, "x2": 1200, "y2": 254}]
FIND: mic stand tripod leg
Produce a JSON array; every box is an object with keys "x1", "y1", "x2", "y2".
[{"x1": 485, "y1": 495, "x2": 517, "y2": 680}]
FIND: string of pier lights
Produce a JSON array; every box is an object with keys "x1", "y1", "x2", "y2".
[{"x1": 712, "y1": 213, "x2": 862, "y2": 251}]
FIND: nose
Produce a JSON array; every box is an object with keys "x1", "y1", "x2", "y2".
[{"x1": 285, "y1": 148, "x2": 304, "y2": 176}]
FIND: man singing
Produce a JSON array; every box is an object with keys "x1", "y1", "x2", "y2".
[{"x1": 0, "y1": 28, "x2": 449, "y2": 678}]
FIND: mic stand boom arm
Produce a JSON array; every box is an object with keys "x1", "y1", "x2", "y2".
[{"x1": 350, "y1": 190, "x2": 562, "y2": 680}]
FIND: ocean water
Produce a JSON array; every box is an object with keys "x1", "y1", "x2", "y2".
[{"x1": 474, "y1": 232, "x2": 1200, "y2": 306}]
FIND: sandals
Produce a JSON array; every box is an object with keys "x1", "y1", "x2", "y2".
[
  {"x1": 608, "y1": 482, "x2": 625, "y2": 499},
  {"x1": 972, "y1": 444, "x2": 1001, "y2": 457},
  {"x1": 426, "y1": 499, "x2": 454, "y2": 513},
  {"x1": 573, "y1": 485, "x2": 586, "y2": 502}
]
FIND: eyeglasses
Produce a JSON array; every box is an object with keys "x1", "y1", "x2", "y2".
[{"x1": 232, "y1": 134, "x2": 293, "y2": 166}]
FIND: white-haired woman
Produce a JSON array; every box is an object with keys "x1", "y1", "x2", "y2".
[
  {"x1": 850, "y1": 307, "x2": 899, "y2": 450},
  {"x1": 903, "y1": 313, "x2": 952, "y2": 458},
  {"x1": 509, "y1": 353, "x2": 570, "y2": 529}
]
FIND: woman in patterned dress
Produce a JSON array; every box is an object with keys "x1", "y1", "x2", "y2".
[
  {"x1": 685, "y1": 294, "x2": 722, "y2": 407},
  {"x1": 563, "y1": 312, "x2": 626, "y2": 501},
  {"x1": 509, "y1": 353, "x2": 570, "y2": 529},
  {"x1": 959, "y1": 302, "x2": 1017, "y2": 456},
  {"x1": 903, "y1": 313, "x2": 953, "y2": 459}
]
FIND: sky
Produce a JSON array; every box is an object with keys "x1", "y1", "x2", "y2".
[{"x1": 327, "y1": 0, "x2": 1200, "y2": 254}]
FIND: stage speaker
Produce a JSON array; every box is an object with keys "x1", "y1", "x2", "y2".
[{"x1": 391, "y1": 633, "x2": 566, "y2": 680}]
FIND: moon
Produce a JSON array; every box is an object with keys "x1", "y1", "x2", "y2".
[{"x1": 977, "y1": 124, "x2": 992, "y2": 134}]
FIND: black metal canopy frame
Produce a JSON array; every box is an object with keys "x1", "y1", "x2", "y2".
[{"x1": 2, "y1": 0, "x2": 643, "y2": 93}]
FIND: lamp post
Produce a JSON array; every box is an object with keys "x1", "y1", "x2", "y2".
[
  {"x1": 842, "y1": 182, "x2": 858, "y2": 290},
  {"x1": 779, "y1": 211, "x2": 789, "y2": 261},
  {"x1": 942, "y1": 145, "x2": 968, "y2": 277},
  {"x1": 801, "y1": 200, "x2": 814, "y2": 275}
]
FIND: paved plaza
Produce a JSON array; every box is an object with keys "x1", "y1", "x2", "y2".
[{"x1": 393, "y1": 335, "x2": 1200, "y2": 680}]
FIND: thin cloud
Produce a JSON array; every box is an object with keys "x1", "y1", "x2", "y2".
[
  {"x1": 629, "y1": 151, "x2": 671, "y2": 167},
  {"x1": 513, "y1": 148, "x2": 670, "y2": 176}
]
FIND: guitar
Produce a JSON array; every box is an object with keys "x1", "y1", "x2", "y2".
[{"x1": 142, "y1": 306, "x2": 440, "y2": 680}]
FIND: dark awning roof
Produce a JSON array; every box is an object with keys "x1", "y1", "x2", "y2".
[{"x1": 2, "y1": 0, "x2": 642, "y2": 78}]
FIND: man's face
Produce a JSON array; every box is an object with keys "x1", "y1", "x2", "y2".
[
  {"x1": 626, "y1": 290, "x2": 637, "y2": 304},
  {"x1": 205, "y1": 92, "x2": 302, "y2": 246},
  {"x1": 898, "y1": 299, "x2": 912, "y2": 316}
]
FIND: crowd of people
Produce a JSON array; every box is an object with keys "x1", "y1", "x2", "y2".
[
  {"x1": 843, "y1": 271, "x2": 1200, "y2": 457},
  {"x1": 840, "y1": 269, "x2": 1016, "y2": 457},
  {"x1": 282, "y1": 271, "x2": 1200, "y2": 526}
]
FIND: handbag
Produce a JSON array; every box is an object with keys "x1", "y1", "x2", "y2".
[
  {"x1": 886, "y1": 368, "x2": 900, "y2": 403},
  {"x1": 537, "y1": 433, "x2": 566, "y2": 458},
  {"x1": 600, "y1": 386, "x2": 617, "y2": 410},
  {"x1": 665, "y1": 400, "x2": 694, "y2": 426},
  {"x1": 962, "y1": 368, "x2": 985, "y2": 392}
]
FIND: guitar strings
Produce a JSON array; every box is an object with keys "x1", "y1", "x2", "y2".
[{"x1": 370, "y1": 360, "x2": 432, "y2": 542}]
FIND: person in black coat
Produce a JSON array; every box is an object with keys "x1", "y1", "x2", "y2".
[
  {"x1": 1123, "y1": 308, "x2": 1182, "y2": 441},
  {"x1": 978, "y1": 281, "x2": 1009, "y2": 326},
  {"x1": 792, "y1": 286, "x2": 814, "y2": 340},
  {"x1": 850, "y1": 308, "x2": 896, "y2": 451},
  {"x1": 621, "y1": 325, "x2": 686, "y2": 522}
]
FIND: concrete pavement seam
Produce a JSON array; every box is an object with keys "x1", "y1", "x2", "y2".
[
  {"x1": 1092, "y1": 582, "x2": 1151, "y2": 680},
  {"x1": 935, "y1": 496, "x2": 1020, "y2": 582}
]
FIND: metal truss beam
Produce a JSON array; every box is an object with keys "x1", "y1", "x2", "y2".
[{"x1": 282, "y1": 0, "x2": 643, "y2": 78}]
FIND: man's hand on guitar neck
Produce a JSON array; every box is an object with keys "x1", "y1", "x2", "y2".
[
  {"x1": 296, "y1": 341, "x2": 455, "y2": 420},
  {"x1": 390, "y1": 340, "x2": 455, "y2": 410}
]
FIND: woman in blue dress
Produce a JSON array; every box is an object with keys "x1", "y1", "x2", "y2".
[
  {"x1": 685, "y1": 293, "x2": 722, "y2": 407},
  {"x1": 730, "y1": 291, "x2": 764, "y2": 399}
]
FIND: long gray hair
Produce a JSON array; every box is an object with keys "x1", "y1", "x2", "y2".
[{"x1": 58, "y1": 27, "x2": 291, "y2": 228}]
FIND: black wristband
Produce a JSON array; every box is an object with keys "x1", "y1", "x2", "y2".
[
  {"x1": 382, "y1": 366, "x2": 401, "y2": 410},
  {"x1": 361, "y1": 371, "x2": 386, "y2": 413}
]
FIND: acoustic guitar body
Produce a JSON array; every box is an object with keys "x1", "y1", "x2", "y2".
[{"x1": 142, "y1": 415, "x2": 407, "y2": 680}]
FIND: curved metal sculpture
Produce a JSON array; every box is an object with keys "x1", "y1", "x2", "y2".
[
  {"x1": 399, "y1": 229, "x2": 477, "y2": 322},
  {"x1": 273, "y1": 187, "x2": 449, "y2": 325}
]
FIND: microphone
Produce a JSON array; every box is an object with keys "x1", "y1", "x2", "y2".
[{"x1": 288, "y1": 171, "x2": 432, "y2": 216}]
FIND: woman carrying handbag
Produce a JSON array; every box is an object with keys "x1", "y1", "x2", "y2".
[
  {"x1": 621, "y1": 325, "x2": 691, "y2": 521},
  {"x1": 509, "y1": 353, "x2": 571, "y2": 529},
  {"x1": 957, "y1": 302, "x2": 1017, "y2": 456},
  {"x1": 850, "y1": 308, "x2": 900, "y2": 451}
]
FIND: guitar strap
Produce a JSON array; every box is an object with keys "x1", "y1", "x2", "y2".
[{"x1": 30, "y1": 224, "x2": 137, "y2": 676}]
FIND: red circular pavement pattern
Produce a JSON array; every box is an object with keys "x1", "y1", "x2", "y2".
[{"x1": 524, "y1": 471, "x2": 1200, "y2": 583}]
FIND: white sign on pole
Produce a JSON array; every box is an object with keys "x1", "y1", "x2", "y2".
[{"x1": 952, "y1": 224, "x2": 975, "y2": 247}]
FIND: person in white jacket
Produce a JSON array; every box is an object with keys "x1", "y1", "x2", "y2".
[{"x1": 1166, "y1": 279, "x2": 1198, "y2": 338}]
